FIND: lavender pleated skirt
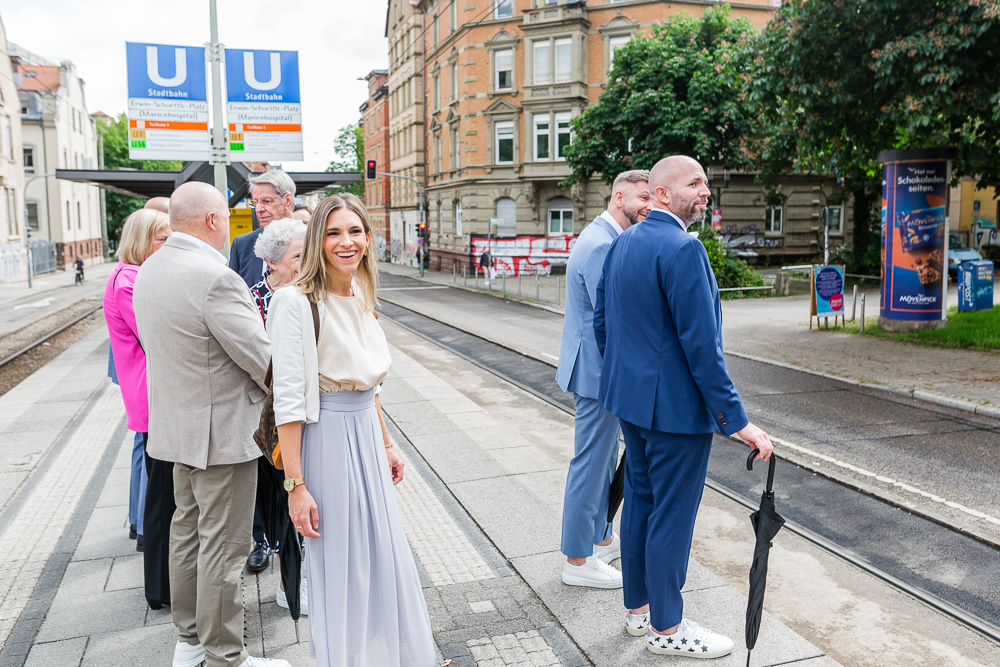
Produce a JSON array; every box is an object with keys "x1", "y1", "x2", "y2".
[{"x1": 301, "y1": 389, "x2": 436, "y2": 667}]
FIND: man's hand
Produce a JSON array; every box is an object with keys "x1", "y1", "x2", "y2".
[
  {"x1": 735, "y1": 422, "x2": 773, "y2": 461},
  {"x1": 289, "y1": 485, "x2": 320, "y2": 538}
]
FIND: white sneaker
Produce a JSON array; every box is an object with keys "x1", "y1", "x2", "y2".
[
  {"x1": 239, "y1": 657, "x2": 292, "y2": 667},
  {"x1": 276, "y1": 578, "x2": 309, "y2": 616},
  {"x1": 625, "y1": 610, "x2": 650, "y2": 637},
  {"x1": 173, "y1": 641, "x2": 205, "y2": 667},
  {"x1": 561, "y1": 556, "x2": 623, "y2": 589},
  {"x1": 592, "y1": 533, "x2": 621, "y2": 564},
  {"x1": 646, "y1": 618, "x2": 735, "y2": 659}
]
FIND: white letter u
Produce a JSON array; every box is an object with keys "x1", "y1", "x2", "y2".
[
  {"x1": 244, "y1": 52, "x2": 281, "y2": 91},
  {"x1": 146, "y1": 46, "x2": 187, "y2": 87}
]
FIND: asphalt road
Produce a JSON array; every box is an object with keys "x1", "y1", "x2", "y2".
[
  {"x1": 0, "y1": 271, "x2": 109, "y2": 338},
  {"x1": 375, "y1": 273, "x2": 1000, "y2": 631}
]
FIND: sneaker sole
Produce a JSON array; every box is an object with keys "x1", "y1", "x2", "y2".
[
  {"x1": 625, "y1": 625, "x2": 649, "y2": 637},
  {"x1": 561, "y1": 572, "x2": 623, "y2": 589},
  {"x1": 646, "y1": 642, "x2": 733, "y2": 658}
]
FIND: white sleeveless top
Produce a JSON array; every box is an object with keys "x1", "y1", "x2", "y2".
[{"x1": 316, "y1": 293, "x2": 391, "y2": 393}]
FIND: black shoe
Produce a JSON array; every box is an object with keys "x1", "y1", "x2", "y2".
[
  {"x1": 129, "y1": 524, "x2": 137, "y2": 540},
  {"x1": 136, "y1": 535, "x2": 144, "y2": 552},
  {"x1": 247, "y1": 542, "x2": 269, "y2": 572}
]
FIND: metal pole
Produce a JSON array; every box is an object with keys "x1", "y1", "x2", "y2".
[
  {"x1": 464, "y1": 266, "x2": 467, "y2": 286},
  {"x1": 518, "y1": 272, "x2": 521, "y2": 299},
  {"x1": 503, "y1": 272, "x2": 506, "y2": 296},
  {"x1": 209, "y1": 0, "x2": 227, "y2": 198},
  {"x1": 557, "y1": 276, "x2": 560, "y2": 306},
  {"x1": 851, "y1": 284, "x2": 858, "y2": 321},
  {"x1": 453, "y1": 264, "x2": 456, "y2": 283},
  {"x1": 942, "y1": 160, "x2": 952, "y2": 320},
  {"x1": 860, "y1": 294, "x2": 866, "y2": 333},
  {"x1": 536, "y1": 272, "x2": 539, "y2": 301},
  {"x1": 823, "y1": 206, "x2": 830, "y2": 265}
]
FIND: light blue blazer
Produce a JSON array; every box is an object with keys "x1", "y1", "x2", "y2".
[
  {"x1": 594, "y1": 210, "x2": 748, "y2": 436},
  {"x1": 556, "y1": 215, "x2": 620, "y2": 399}
]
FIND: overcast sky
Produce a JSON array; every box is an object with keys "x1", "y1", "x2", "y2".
[{"x1": 3, "y1": 0, "x2": 388, "y2": 172}]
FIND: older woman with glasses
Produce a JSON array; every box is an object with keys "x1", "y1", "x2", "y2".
[{"x1": 250, "y1": 218, "x2": 307, "y2": 323}]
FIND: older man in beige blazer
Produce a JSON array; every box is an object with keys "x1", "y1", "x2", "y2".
[{"x1": 134, "y1": 182, "x2": 288, "y2": 667}]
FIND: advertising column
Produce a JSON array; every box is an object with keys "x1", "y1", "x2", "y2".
[
  {"x1": 225, "y1": 49, "x2": 303, "y2": 162},
  {"x1": 126, "y1": 43, "x2": 210, "y2": 161},
  {"x1": 877, "y1": 147, "x2": 956, "y2": 330}
]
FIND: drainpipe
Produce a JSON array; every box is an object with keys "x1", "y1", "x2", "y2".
[{"x1": 40, "y1": 117, "x2": 52, "y2": 241}]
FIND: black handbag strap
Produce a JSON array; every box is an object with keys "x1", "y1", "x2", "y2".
[
  {"x1": 746, "y1": 449, "x2": 776, "y2": 493},
  {"x1": 264, "y1": 299, "x2": 321, "y2": 388}
]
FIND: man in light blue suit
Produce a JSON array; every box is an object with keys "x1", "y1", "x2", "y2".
[
  {"x1": 595, "y1": 156, "x2": 773, "y2": 658},
  {"x1": 557, "y1": 170, "x2": 652, "y2": 589}
]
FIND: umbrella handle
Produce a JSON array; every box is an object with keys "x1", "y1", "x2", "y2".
[{"x1": 746, "y1": 449, "x2": 776, "y2": 493}]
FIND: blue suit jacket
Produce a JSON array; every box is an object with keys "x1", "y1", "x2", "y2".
[
  {"x1": 594, "y1": 210, "x2": 748, "y2": 436},
  {"x1": 556, "y1": 216, "x2": 620, "y2": 399},
  {"x1": 229, "y1": 228, "x2": 264, "y2": 288}
]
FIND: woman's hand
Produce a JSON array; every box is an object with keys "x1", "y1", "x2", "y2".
[
  {"x1": 288, "y1": 486, "x2": 321, "y2": 538},
  {"x1": 386, "y1": 446, "x2": 404, "y2": 485}
]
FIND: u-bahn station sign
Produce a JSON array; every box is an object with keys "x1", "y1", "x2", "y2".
[
  {"x1": 225, "y1": 49, "x2": 303, "y2": 162},
  {"x1": 126, "y1": 42, "x2": 211, "y2": 161}
]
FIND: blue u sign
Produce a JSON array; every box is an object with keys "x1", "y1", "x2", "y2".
[
  {"x1": 225, "y1": 49, "x2": 300, "y2": 103},
  {"x1": 126, "y1": 42, "x2": 207, "y2": 101}
]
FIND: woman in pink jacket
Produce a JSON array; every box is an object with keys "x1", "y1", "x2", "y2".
[{"x1": 103, "y1": 208, "x2": 171, "y2": 607}]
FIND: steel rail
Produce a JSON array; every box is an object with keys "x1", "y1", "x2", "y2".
[
  {"x1": 375, "y1": 298, "x2": 1000, "y2": 646},
  {"x1": 0, "y1": 305, "x2": 103, "y2": 370}
]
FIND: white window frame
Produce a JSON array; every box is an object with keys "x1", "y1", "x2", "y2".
[
  {"x1": 495, "y1": 197, "x2": 516, "y2": 230},
  {"x1": 495, "y1": 49, "x2": 513, "y2": 91},
  {"x1": 765, "y1": 206, "x2": 783, "y2": 234},
  {"x1": 533, "y1": 41, "x2": 550, "y2": 85},
  {"x1": 609, "y1": 35, "x2": 630, "y2": 70},
  {"x1": 24, "y1": 146, "x2": 35, "y2": 173},
  {"x1": 555, "y1": 112, "x2": 571, "y2": 160},
  {"x1": 548, "y1": 198, "x2": 574, "y2": 235},
  {"x1": 495, "y1": 121, "x2": 514, "y2": 165},
  {"x1": 455, "y1": 201, "x2": 463, "y2": 236},
  {"x1": 554, "y1": 38, "x2": 572, "y2": 83},
  {"x1": 533, "y1": 115, "x2": 550, "y2": 161},
  {"x1": 495, "y1": 0, "x2": 512, "y2": 19},
  {"x1": 451, "y1": 126, "x2": 460, "y2": 170},
  {"x1": 433, "y1": 75, "x2": 440, "y2": 111},
  {"x1": 826, "y1": 206, "x2": 843, "y2": 234},
  {"x1": 26, "y1": 201, "x2": 39, "y2": 231},
  {"x1": 450, "y1": 0, "x2": 457, "y2": 31},
  {"x1": 450, "y1": 62, "x2": 458, "y2": 102}
]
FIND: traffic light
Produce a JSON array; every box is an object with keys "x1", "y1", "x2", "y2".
[{"x1": 366, "y1": 160, "x2": 376, "y2": 179}]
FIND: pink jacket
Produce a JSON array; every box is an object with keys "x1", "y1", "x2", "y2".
[{"x1": 104, "y1": 262, "x2": 148, "y2": 432}]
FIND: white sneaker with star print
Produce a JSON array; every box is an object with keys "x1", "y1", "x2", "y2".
[
  {"x1": 625, "y1": 610, "x2": 650, "y2": 637},
  {"x1": 646, "y1": 619, "x2": 734, "y2": 658}
]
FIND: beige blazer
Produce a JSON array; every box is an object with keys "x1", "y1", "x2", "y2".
[{"x1": 134, "y1": 233, "x2": 270, "y2": 469}]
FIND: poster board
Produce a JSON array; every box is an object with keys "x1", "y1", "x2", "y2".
[{"x1": 810, "y1": 264, "x2": 846, "y2": 328}]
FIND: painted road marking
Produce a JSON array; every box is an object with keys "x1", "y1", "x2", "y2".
[
  {"x1": 772, "y1": 436, "x2": 1000, "y2": 527},
  {"x1": 13, "y1": 299, "x2": 53, "y2": 310},
  {"x1": 540, "y1": 352, "x2": 559, "y2": 361}
]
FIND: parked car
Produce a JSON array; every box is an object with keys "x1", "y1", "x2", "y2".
[{"x1": 948, "y1": 234, "x2": 982, "y2": 275}]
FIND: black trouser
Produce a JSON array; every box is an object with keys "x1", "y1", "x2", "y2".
[{"x1": 143, "y1": 440, "x2": 175, "y2": 609}]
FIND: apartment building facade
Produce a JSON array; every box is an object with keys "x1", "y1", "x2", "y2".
[
  {"x1": 0, "y1": 19, "x2": 26, "y2": 282},
  {"x1": 386, "y1": 0, "x2": 427, "y2": 266},
  {"x1": 383, "y1": 0, "x2": 852, "y2": 274},
  {"x1": 362, "y1": 70, "x2": 392, "y2": 259},
  {"x1": 14, "y1": 45, "x2": 103, "y2": 268}
]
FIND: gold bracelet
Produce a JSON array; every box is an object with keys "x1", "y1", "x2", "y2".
[{"x1": 385, "y1": 442, "x2": 394, "y2": 449}]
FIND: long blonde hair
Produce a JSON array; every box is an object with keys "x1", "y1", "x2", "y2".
[
  {"x1": 293, "y1": 193, "x2": 379, "y2": 312},
  {"x1": 116, "y1": 209, "x2": 170, "y2": 265}
]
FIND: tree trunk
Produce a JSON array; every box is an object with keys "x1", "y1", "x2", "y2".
[{"x1": 851, "y1": 185, "x2": 878, "y2": 274}]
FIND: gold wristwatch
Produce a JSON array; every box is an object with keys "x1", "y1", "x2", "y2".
[{"x1": 283, "y1": 477, "x2": 305, "y2": 493}]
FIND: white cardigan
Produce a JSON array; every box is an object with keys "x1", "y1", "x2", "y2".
[{"x1": 266, "y1": 287, "x2": 324, "y2": 426}]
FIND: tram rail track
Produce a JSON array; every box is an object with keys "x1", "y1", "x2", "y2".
[
  {"x1": 0, "y1": 305, "x2": 104, "y2": 370},
  {"x1": 375, "y1": 297, "x2": 1000, "y2": 646}
]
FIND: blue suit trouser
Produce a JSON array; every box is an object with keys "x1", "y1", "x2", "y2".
[
  {"x1": 560, "y1": 394, "x2": 621, "y2": 558},
  {"x1": 620, "y1": 421, "x2": 712, "y2": 630}
]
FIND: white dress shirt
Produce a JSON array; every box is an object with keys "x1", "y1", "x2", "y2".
[
  {"x1": 170, "y1": 232, "x2": 228, "y2": 265},
  {"x1": 598, "y1": 210, "x2": 625, "y2": 236},
  {"x1": 651, "y1": 207, "x2": 688, "y2": 229}
]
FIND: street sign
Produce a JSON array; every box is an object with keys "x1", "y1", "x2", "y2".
[
  {"x1": 225, "y1": 49, "x2": 303, "y2": 162},
  {"x1": 125, "y1": 42, "x2": 211, "y2": 161},
  {"x1": 711, "y1": 208, "x2": 722, "y2": 231}
]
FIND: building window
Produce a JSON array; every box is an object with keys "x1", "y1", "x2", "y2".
[
  {"x1": 495, "y1": 121, "x2": 514, "y2": 164},
  {"x1": 1, "y1": 190, "x2": 9, "y2": 236},
  {"x1": 533, "y1": 41, "x2": 550, "y2": 84},
  {"x1": 433, "y1": 75, "x2": 440, "y2": 110},
  {"x1": 434, "y1": 13, "x2": 440, "y2": 46},
  {"x1": 451, "y1": 126, "x2": 460, "y2": 170},
  {"x1": 534, "y1": 115, "x2": 550, "y2": 160},
  {"x1": 555, "y1": 112, "x2": 571, "y2": 159},
  {"x1": 455, "y1": 201, "x2": 463, "y2": 236},
  {"x1": 548, "y1": 197, "x2": 573, "y2": 235},
  {"x1": 765, "y1": 206, "x2": 783, "y2": 234},
  {"x1": 450, "y1": 0, "x2": 457, "y2": 31},
  {"x1": 27, "y1": 202, "x2": 39, "y2": 231},
  {"x1": 66, "y1": 201, "x2": 71, "y2": 230},
  {"x1": 827, "y1": 206, "x2": 843, "y2": 234},
  {"x1": 555, "y1": 38, "x2": 572, "y2": 82},
  {"x1": 438, "y1": 201, "x2": 444, "y2": 235},
  {"x1": 24, "y1": 147, "x2": 35, "y2": 173},
  {"x1": 495, "y1": 49, "x2": 513, "y2": 91},
  {"x1": 63, "y1": 149, "x2": 68, "y2": 168},
  {"x1": 434, "y1": 132, "x2": 442, "y2": 172},
  {"x1": 77, "y1": 201, "x2": 82, "y2": 229},
  {"x1": 609, "y1": 35, "x2": 630, "y2": 69},
  {"x1": 496, "y1": 0, "x2": 512, "y2": 19},
  {"x1": 1, "y1": 117, "x2": 11, "y2": 159},
  {"x1": 450, "y1": 62, "x2": 458, "y2": 102},
  {"x1": 495, "y1": 197, "x2": 516, "y2": 230}
]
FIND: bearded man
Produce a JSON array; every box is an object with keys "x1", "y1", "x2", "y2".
[{"x1": 594, "y1": 156, "x2": 773, "y2": 659}]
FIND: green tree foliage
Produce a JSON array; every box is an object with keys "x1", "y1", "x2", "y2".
[
  {"x1": 749, "y1": 0, "x2": 1000, "y2": 273},
  {"x1": 697, "y1": 226, "x2": 765, "y2": 291},
  {"x1": 564, "y1": 6, "x2": 758, "y2": 185},
  {"x1": 97, "y1": 113, "x2": 183, "y2": 242},
  {"x1": 326, "y1": 123, "x2": 365, "y2": 197}
]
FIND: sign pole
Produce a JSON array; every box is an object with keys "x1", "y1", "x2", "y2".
[{"x1": 208, "y1": 0, "x2": 228, "y2": 201}]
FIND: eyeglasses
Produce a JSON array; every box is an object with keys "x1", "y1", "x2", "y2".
[{"x1": 249, "y1": 197, "x2": 281, "y2": 209}]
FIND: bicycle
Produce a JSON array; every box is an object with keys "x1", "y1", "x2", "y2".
[{"x1": 74, "y1": 266, "x2": 84, "y2": 286}]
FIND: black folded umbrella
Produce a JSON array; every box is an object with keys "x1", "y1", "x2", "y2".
[
  {"x1": 744, "y1": 449, "x2": 785, "y2": 667},
  {"x1": 607, "y1": 448, "x2": 626, "y2": 524},
  {"x1": 255, "y1": 458, "x2": 304, "y2": 640}
]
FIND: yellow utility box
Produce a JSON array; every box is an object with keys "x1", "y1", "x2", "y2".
[{"x1": 230, "y1": 208, "x2": 254, "y2": 240}]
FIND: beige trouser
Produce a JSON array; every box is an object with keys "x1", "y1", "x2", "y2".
[{"x1": 171, "y1": 460, "x2": 257, "y2": 667}]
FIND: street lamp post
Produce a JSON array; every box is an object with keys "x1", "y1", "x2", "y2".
[{"x1": 23, "y1": 172, "x2": 56, "y2": 289}]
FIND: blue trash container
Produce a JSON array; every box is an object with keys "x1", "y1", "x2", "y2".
[{"x1": 957, "y1": 260, "x2": 994, "y2": 312}]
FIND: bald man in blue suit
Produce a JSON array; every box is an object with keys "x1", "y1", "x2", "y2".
[{"x1": 595, "y1": 156, "x2": 773, "y2": 658}]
